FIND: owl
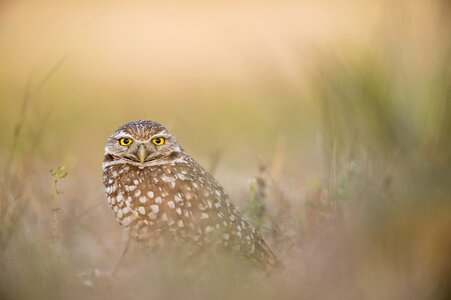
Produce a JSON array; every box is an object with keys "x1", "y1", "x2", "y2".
[{"x1": 102, "y1": 120, "x2": 281, "y2": 270}]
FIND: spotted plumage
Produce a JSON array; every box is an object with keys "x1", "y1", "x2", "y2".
[{"x1": 103, "y1": 120, "x2": 280, "y2": 269}]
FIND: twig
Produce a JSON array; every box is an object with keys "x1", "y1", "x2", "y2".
[
  {"x1": 110, "y1": 237, "x2": 131, "y2": 278},
  {"x1": 0, "y1": 193, "x2": 22, "y2": 223},
  {"x1": 5, "y1": 56, "x2": 67, "y2": 173},
  {"x1": 209, "y1": 145, "x2": 226, "y2": 177}
]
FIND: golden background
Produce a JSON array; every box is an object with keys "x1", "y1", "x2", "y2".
[{"x1": 0, "y1": 1, "x2": 450, "y2": 299}]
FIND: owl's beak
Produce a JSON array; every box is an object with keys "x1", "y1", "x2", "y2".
[{"x1": 138, "y1": 144, "x2": 147, "y2": 163}]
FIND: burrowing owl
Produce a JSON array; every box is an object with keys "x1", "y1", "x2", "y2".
[{"x1": 103, "y1": 120, "x2": 280, "y2": 269}]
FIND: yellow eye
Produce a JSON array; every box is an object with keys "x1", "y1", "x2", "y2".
[
  {"x1": 119, "y1": 137, "x2": 133, "y2": 146},
  {"x1": 151, "y1": 137, "x2": 165, "y2": 146}
]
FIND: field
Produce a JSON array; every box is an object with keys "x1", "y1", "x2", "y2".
[{"x1": 0, "y1": 1, "x2": 450, "y2": 299}]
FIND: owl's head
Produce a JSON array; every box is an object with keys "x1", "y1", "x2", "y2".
[{"x1": 103, "y1": 120, "x2": 184, "y2": 168}]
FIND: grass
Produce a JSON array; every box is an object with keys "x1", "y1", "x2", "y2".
[{"x1": 0, "y1": 1, "x2": 450, "y2": 299}]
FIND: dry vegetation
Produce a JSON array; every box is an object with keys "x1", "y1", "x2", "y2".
[{"x1": 0, "y1": 1, "x2": 450, "y2": 299}]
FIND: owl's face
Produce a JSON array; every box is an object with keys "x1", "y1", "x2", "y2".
[{"x1": 103, "y1": 120, "x2": 184, "y2": 168}]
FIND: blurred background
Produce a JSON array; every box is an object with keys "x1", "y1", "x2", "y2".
[{"x1": 0, "y1": 0, "x2": 450, "y2": 299}]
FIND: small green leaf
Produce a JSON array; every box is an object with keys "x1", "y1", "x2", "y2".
[{"x1": 50, "y1": 165, "x2": 68, "y2": 181}]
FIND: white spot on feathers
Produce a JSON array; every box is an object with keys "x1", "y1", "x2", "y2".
[{"x1": 150, "y1": 205, "x2": 159, "y2": 213}]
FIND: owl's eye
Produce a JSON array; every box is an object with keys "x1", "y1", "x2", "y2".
[
  {"x1": 151, "y1": 137, "x2": 165, "y2": 146},
  {"x1": 119, "y1": 137, "x2": 133, "y2": 146}
]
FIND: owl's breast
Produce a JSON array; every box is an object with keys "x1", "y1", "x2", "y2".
[{"x1": 103, "y1": 162, "x2": 202, "y2": 240}]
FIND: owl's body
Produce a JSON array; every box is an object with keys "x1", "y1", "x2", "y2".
[{"x1": 103, "y1": 120, "x2": 280, "y2": 269}]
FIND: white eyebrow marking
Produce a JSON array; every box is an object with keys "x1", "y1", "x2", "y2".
[
  {"x1": 153, "y1": 129, "x2": 169, "y2": 136},
  {"x1": 112, "y1": 131, "x2": 134, "y2": 139}
]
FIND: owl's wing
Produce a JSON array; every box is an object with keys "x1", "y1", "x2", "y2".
[{"x1": 186, "y1": 167, "x2": 282, "y2": 270}]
